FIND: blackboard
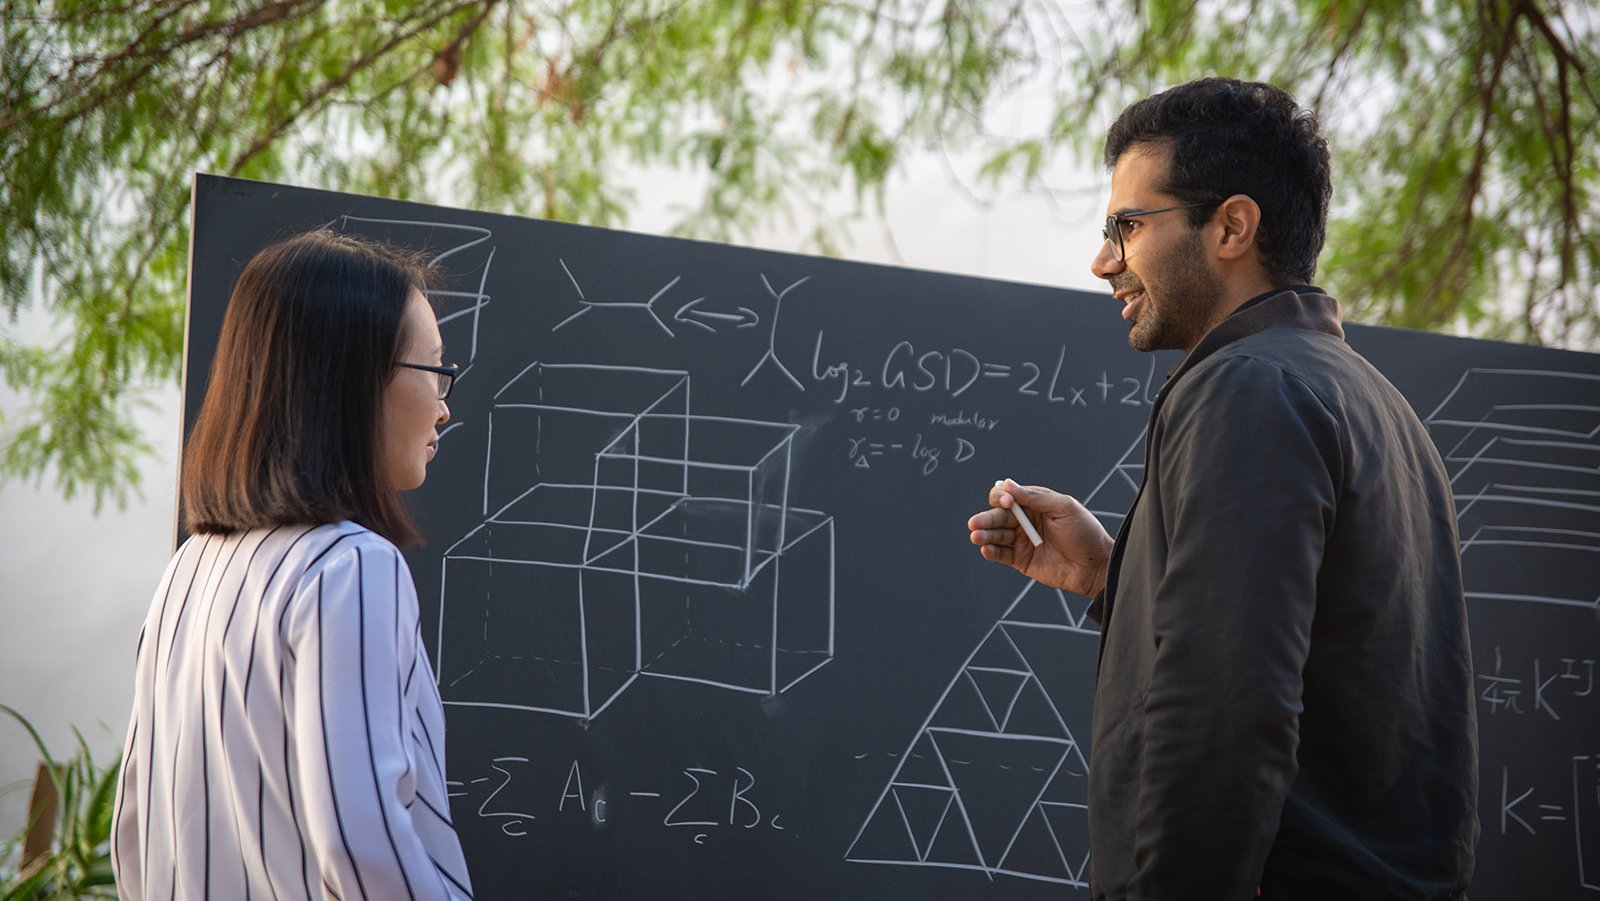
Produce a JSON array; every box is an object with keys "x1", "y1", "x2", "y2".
[{"x1": 186, "y1": 173, "x2": 1600, "y2": 900}]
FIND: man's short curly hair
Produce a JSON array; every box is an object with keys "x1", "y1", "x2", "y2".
[{"x1": 1105, "y1": 78, "x2": 1332, "y2": 285}]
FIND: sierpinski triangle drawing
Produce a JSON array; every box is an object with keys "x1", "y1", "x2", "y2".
[{"x1": 846, "y1": 578, "x2": 1097, "y2": 887}]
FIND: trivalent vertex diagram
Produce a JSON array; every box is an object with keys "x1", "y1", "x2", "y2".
[{"x1": 436, "y1": 362, "x2": 837, "y2": 721}]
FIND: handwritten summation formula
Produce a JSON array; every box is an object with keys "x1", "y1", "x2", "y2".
[{"x1": 449, "y1": 756, "x2": 796, "y2": 848}]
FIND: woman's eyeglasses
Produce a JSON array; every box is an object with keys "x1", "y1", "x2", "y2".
[{"x1": 397, "y1": 362, "x2": 460, "y2": 400}]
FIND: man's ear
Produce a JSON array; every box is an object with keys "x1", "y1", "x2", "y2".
[{"x1": 1213, "y1": 194, "x2": 1262, "y2": 262}]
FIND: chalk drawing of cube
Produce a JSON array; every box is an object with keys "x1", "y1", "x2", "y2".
[
  {"x1": 441, "y1": 363, "x2": 837, "y2": 718},
  {"x1": 595, "y1": 507, "x2": 834, "y2": 695},
  {"x1": 583, "y1": 414, "x2": 799, "y2": 588},
  {"x1": 483, "y1": 363, "x2": 689, "y2": 518},
  {"x1": 437, "y1": 485, "x2": 639, "y2": 719}
]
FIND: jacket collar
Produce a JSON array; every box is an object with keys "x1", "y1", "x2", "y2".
[
  {"x1": 1089, "y1": 285, "x2": 1344, "y2": 636},
  {"x1": 1162, "y1": 285, "x2": 1343, "y2": 391}
]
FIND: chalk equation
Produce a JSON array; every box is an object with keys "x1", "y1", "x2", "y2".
[
  {"x1": 846, "y1": 432, "x2": 977, "y2": 475},
  {"x1": 810, "y1": 333, "x2": 1162, "y2": 407},
  {"x1": 840, "y1": 406, "x2": 1005, "y2": 474},
  {"x1": 846, "y1": 406, "x2": 1001, "y2": 431},
  {"x1": 1477, "y1": 646, "x2": 1596, "y2": 719},
  {"x1": 448, "y1": 757, "x2": 793, "y2": 846},
  {"x1": 1494, "y1": 757, "x2": 1600, "y2": 893},
  {"x1": 832, "y1": 377, "x2": 1143, "y2": 477}
]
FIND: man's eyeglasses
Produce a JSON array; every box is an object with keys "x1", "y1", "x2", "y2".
[
  {"x1": 397, "y1": 362, "x2": 460, "y2": 400},
  {"x1": 1102, "y1": 201, "x2": 1221, "y2": 262}
]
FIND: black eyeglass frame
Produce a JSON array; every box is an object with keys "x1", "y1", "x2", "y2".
[
  {"x1": 397, "y1": 362, "x2": 460, "y2": 400},
  {"x1": 1102, "y1": 201, "x2": 1222, "y2": 262}
]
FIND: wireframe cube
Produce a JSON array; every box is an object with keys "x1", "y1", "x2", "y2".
[
  {"x1": 483, "y1": 363, "x2": 690, "y2": 517},
  {"x1": 437, "y1": 485, "x2": 639, "y2": 719},
  {"x1": 589, "y1": 414, "x2": 799, "y2": 587},
  {"x1": 630, "y1": 508, "x2": 834, "y2": 695}
]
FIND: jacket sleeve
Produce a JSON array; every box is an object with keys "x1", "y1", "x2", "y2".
[
  {"x1": 1086, "y1": 589, "x2": 1107, "y2": 626},
  {"x1": 284, "y1": 542, "x2": 465, "y2": 900},
  {"x1": 1132, "y1": 356, "x2": 1341, "y2": 898}
]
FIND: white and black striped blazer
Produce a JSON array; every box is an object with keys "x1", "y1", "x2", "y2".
[{"x1": 112, "y1": 521, "x2": 473, "y2": 900}]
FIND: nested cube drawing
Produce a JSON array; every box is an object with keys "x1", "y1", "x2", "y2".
[{"x1": 437, "y1": 362, "x2": 836, "y2": 720}]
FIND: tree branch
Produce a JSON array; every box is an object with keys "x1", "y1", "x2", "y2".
[
  {"x1": 431, "y1": 0, "x2": 501, "y2": 86},
  {"x1": 2, "y1": 0, "x2": 322, "y2": 130},
  {"x1": 1414, "y1": 0, "x2": 1519, "y2": 328},
  {"x1": 1310, "y1": 0, "x2": 1374, "y2": 114},
  {"x1": 1518, "y1": 1, "x2": 1597, "y2": 111},
  {"x1": 226, "y1": 1, "x2": 483, "y2": 177}
]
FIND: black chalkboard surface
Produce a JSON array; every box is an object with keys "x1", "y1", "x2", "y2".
[{"x1": 186, "y1": 174, "x2": 1600, "y2": 900}]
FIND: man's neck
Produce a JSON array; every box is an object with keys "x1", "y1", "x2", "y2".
[
  {"x1": 1184, "y1": 273, "x2": 1276, "y2": 349},
  {"x1": 1180, "y1": 275, "x2": 1293, "y2": 354},
  {"x1": 1219, "y1": 270, "x2": 1279, "y2": 320}
]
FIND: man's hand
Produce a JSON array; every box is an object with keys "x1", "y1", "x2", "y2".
[{"x1": 967, "y1": 479, "x2": 1113, "y2": 597}]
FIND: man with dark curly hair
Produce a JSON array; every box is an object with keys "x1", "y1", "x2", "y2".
[{"x1": 969, "y1": 78, "x2": 1478, "y2": 900}]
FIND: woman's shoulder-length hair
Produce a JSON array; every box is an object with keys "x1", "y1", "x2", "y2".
[{"x1": 181, "y1": 229, "x2": 438, "y2": 547}]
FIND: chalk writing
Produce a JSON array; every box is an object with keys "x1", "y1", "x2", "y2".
[
  {"x1": 1478, "y1": 646, "x2": 1595, "y2": 720},
  {"x1": 810, "y1": 332, "x2": 1161, "y2": 408},
  {"x1": 928, "y1": 410, "x2": 1000, "y2": 431},
  {"x1": 452, "y1": 758, "x2": 791, "y2": 847},
  {"x1": 846, "y1": 433, "x2": 976, "y2": 475}
]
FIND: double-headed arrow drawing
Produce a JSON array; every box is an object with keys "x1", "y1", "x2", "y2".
[{"x1": 674, "y1": 297, "x2": 761, "y2": 334}]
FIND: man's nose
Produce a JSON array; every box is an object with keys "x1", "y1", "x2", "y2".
[{"x1": 1090, "y1": 238, "x2": 1124, "y2": 280}]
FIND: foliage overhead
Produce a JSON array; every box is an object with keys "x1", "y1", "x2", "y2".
[{"x1": 2, "y1": 0, "x2": 1596, "y2": 508}]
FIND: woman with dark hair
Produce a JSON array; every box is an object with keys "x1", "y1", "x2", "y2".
[{"x1": 111, "y1": 230, "x2": 474, "y2": 900}]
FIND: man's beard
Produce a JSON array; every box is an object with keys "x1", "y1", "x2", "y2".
[{"x1": 1124, "y1": 232, "x2": 1225, "y2": 353}]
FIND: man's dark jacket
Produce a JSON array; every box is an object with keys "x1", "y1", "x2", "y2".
[{"x1": 1086, "y1": 287, "x2": 1479, "y2": 900}]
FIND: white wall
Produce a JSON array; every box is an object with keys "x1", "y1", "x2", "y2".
[
  {"x1": 0, "y1": 151, "x2": 1111, "y2": 841},
  {"x1": 0, "y1": 367, "x2": 181, "y2": 835}
]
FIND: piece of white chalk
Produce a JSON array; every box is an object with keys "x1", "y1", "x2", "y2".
[{"x1": 1009, "y1": 499, "x2": 1044, "y2": 547}]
